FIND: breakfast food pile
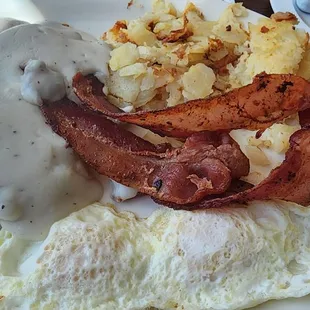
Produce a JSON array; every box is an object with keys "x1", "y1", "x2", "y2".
[
  {"x1": 1, "y1": 0, "x2": 310, "y2": 309},
  {"x1": 99, "y1": 0, "x2": 310, "y2": 185},
  {"x1": 41, "y1": 1, "x2": 310, "y2": 210}
]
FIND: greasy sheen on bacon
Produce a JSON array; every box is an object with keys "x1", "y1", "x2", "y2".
[
  {"x1": 158, "y1": 128, "x2": 310, "y2": 210},
  {"x1": 41, "y1": 99, "x2": 249, "y2": 205},
  {"x1": 73, "y1": 72, "x2": 310, "y2": 138}
]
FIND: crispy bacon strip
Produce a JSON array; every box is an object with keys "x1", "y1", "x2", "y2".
[
  {"x1": 41, "y1": 98, "x2": 249, "y2": 205},
  {"x1": 73, "y1": 72, "x2": 310, "y2": 138},
  {"x1": 299, "y1": 108, "x2": 310, "y2": 128},
  {"x1": 157, "y1": 128, "x2": 310, "y2": 209}
]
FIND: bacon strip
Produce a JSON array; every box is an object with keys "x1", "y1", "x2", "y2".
[
  {"x1": 157, "y1": 128, "x2": 310, "y2": 209},
  {"x1": 73, "y1": 72, "x2": 310, "y2": 138},
  {"x1": 299, "y1": 108, "x2": 310, "y2": 128},
  {"x1": 41, "y1": 98, "x2": 249, "y2": 205}
]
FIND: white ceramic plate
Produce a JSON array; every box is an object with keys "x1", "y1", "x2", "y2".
[
  {"x1": 1, "y1": 0, "x2": 310, "y2": 309},
  {"x1": 270, "y1": 0, "x2": 310, "y2": 31}
]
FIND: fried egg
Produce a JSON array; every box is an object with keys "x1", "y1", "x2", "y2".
[{"x1": 1, "y1": 201, "x2": 310, "y2": 309}]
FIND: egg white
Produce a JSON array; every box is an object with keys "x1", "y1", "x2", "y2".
[{"x1": 1, "y1": 201, "x2": 310, "y2": 309}]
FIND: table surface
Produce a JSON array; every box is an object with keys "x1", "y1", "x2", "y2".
[{"x1": 236, "y1": 0, "x2": 274, "y2": 17}]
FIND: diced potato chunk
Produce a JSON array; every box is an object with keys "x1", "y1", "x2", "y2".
[
  {"x1": 109, "y1": 42, "x2": 139, "y2": 71},
  {"x1": 152, "y1": 0, "x2": 177, "y2": 16},
  {"x1": 141, "y1": 67, "x2": 156, "y2": 91},
  {"x1": 135, "y1": 89, "x2": 157, "y2": 107},
  {"x1": 166, "y1": 81, "x2": 182, "y2": 106},
  {"x1": 107, "y1": 70, "x2": 142, "y2": 102},
  {"x1": 298, "y1": 44, "x2": 310, "y2": 80},
  {"x1": 212, "y1": 4, "x2": 248, "y2": 45},
  {"x1": 181, "y1": 63, "x2": 215, "y2": 100},
  {"x1": 127, "y1": 20, "x2": 158, "y2": 46},
  {"x1": 119, "y1": 63, "x2": 147, "y2": 77}
]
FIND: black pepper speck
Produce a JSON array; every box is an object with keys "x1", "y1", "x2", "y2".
[
  {"x1": 277, "y1": 81, "x2": 294, "y2": 93},
  {"x1": 287, "y1": 171, "x2": 296, "y2": 181},
  {"x1": 1, "y1": 205, "x2": 5, "y2": 210},
  {"x1": 153, "y1": 179, "x2": 163, "y2": 191},
  {"x1": 257, "y1": 81, "x2": 268, "y2": 91}
]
